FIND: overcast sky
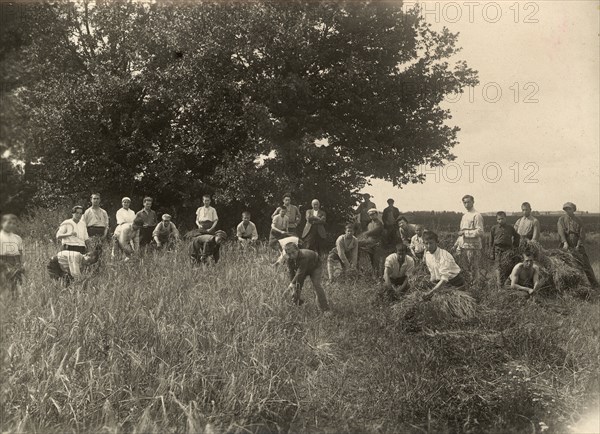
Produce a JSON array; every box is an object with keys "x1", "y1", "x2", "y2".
[{"x1": 366, "y1": 1, "x2": 599, "y2": 213}]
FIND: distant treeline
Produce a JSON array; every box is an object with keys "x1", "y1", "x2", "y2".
[{"x1": 401, "y1": 211, "x2": 600, "y2": 233}]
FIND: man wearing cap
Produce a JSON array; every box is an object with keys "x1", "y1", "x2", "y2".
[
  {"x1": 195, "y1": 195, "x2": 219, "y2": 235},
  {"x1": 514, "y1": 202, "x2": 541, "y2": 241},
  {"x1": 558, "y1": 202, "x2": 598, "y2": 287},
  {"x1": 83, "y1": 193, "x2": 109, "y2": 239},
  {"x1": 190, "y1": 230, "x2": 227, "y2": 264},
  {"x1": 56, "y1": 205, "x2": 89, "y2": 254},
  {"x1": 136, "y1": 197, "x2": 157, "y2": 247},
  {"x1": 359, "y1": 208, "x2": 385, "y2": 276},
  {"x1": 354, "y1": 193, "x2": 376, "y2": 232},
  {"x1": 152, "y1": 214, "x2": 180, "y2": 250},
  {"x1": 382, "y1": 198, "x2": 401, "y2": 234},
  {"x1": 457, "y1": 195, "x2": 484, "y2": 281}
]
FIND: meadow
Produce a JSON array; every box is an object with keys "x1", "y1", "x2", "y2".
[{"x1": 1, "y1": 220, "x2": 599, "y2": 433}]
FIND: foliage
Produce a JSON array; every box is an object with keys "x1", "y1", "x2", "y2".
[{"x1": 0, "y1": 1, "x2": 478, "y2": 230}]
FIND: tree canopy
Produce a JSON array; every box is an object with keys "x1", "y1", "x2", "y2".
[{"x1": 0, "y1": 1, "x2": 478, "y2": 230}]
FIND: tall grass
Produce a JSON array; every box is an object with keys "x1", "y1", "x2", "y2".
[{"x1": 1, "y1": 230, "x2": 599, "y2": 433}]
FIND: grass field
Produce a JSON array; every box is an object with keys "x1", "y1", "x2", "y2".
[{"x1": 1, "y1": 229, "x2": 599, "y2": 433}]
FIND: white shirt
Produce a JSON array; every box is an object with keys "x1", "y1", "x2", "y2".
[
  {"x1": 56, "y1": 219, "x2": 89, "y2": 247},
  {"x1": 196, "y1": 206, "x2": 218, "y2": 222},
  {"x1": 410, "y1": 234, "x2": 425, "y2": 253},
  {"x1": 459, "y1": 208, "x2": 484, "y2": 250},
  {"x1": 0, "y1": 230, "x2": 23, "y2": 256},
  {"x1": 83, "y1": 207, "x2": 109, "y2": 227},
  {"x1": 384, "y1": 254, "x2": 415, "y2": 278},
  {"x1": 56, "y1": 250, "x2": 84, "y2": 277},
  {"x1": 237, "y1": 221, "x2": 259, "y2": 240},
  {"x1": 116, "y1": 208, "x2": 136, "y2": 225},
  {"x1": 425, "y1": 247, "x2": 462, "y2": 281}
]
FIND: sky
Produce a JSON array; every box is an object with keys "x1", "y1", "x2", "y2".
[{"x1": 365, "y1": 1, "x2": 599, "y2": 213}]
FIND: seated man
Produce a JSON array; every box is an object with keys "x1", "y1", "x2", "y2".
[
  {"x1": 284, "y1": 243, "x2": 330, "y2": 313},
  {"x1": 0, "y1": 214, "x2": 24, "y2": 296},
  {"x1": 269, "y1": 206, "x2": 290, "y2": 249},
  {"x1": 505, "y1": 250, "x2": 540, "y2": 296},
  {"x1": 47, "y1": 250, "x2": 99, "y2": 286},
  {"x1": 189, "y1": 230, "x2": 227, "y2": 265},
  {"x1": 236, "y1": 211, "x2": 259, "y2": 244},
  {"x1": 327, "y1": 223, "x2": 359, "y2": 280},
  {"x1": 152, "y1": 214, "x2": 180, "y2": 250},
  {"x1": 114, "y1": 217, "x2": 144, "y2": 260},
  {"x1": 383, "y1": 243, "x2": 415, "y2": 297},
  {"x1": 422, "y1": 230, "x2": 466, "y2": 300}
]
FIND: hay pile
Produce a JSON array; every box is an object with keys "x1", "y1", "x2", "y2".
[{"x1": 391, "y1": 289, "x2": 477, "y2": 330}]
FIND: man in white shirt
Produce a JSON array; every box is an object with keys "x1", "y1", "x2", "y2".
[
  {"x1": 83, "y1": 193, "x2": 109, "y2": 239},
  {"x1": 383, "y1": 243, "x2": 415, "y2": 297},
  {"x1": 236, "y1": 211, "x2": 259, "y2": 244},
  {"x1": 0, "y1": 214, "x2": 24, "y2": 296},
  {"x1": 269, "y1": 207, "x2": 290, "y2": 249},
  {"x1": 272, "y1": 193, "x2": 302, "y2": 234},
  {"x1": 327, "y1": 224, "x2": 359, "y2": 280},
  {"x1": 514, "y1": 202, "x2": 541, "y2": 241},
  {"x1": 112, "y1": 197, "x2": 136, "y2": 257},
  {"x1": 195, "y1": 195, "x2": 219, "y2": 234},
  {"x1": 47, "y1": 250, "x2": 98, "y2": 286},
  {"x1": 423, "y1": 230, "x2": 465, "y2": 299},
  {"x1": 56, "y1": 206, "x2": 89, "y2": 254},
  {"x1": 457, "y1": 195, "x2": 484, "y2": 280},
  {"x1": 410, "y1": 224, "x2": 426, "y2": 260}
]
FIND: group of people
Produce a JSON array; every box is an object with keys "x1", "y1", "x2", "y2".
[{"x1": 0, "y1": 191, "x2": 597, "y2": 313}]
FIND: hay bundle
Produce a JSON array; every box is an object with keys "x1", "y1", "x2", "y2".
[{"x1": 391, "y1": 289, "x2": 477, "y2": 330}]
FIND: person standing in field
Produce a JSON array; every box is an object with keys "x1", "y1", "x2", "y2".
[
  {"x1": 422, "y1": 230, "x2": 466, "y2": 300},
  {"x1": 269, "y1": 206, "x2": 290, "y2": 249},
  {"x1": 83, "y1": 193, "x2": 109, "y2": 239},
  {"x1": 0, "y1": 214, "x2": 24, "y2": 296},
  {"x1": 236, "y1": 211, "x2": 259, "y2": 244},
  {"x1": 189, "y1": 230, "x2": 227, "y2": 265},
  {"x1": 505, "y1": 250, "x2": 540, "y2": 296},
  {"x1": 410, "y1": 224, "x2": 426, "y2": 260},
  {"x1": 359, "y1": 208, "x2": 385, "y2": 276},
  {"x1": 383, "y1": 243, "x2": 415, "y2": 299},
  {"x1": 457, "y1": 195, "x2": 484, "y2": 281},
  {"x1": 195, "y1": 194, "x2": 219, "y2": 235},
  {"x1": 47, "y1": 250, "x2": 99, "y2": 286},
  {"x1": 152, "y1": 214, "x2": 180, "y2": 250},
  {"x1": 382, "y1": 198, "x2": 401, "y2": 242},
  {"x1": 327, "y1": 223, "x2": 359, "y2": 280},
  {"x1": 272, "y1": 193, "x2": 301, "y2": 235},
  {"x1": 354, "y1": 193, "x2": 376, "y2": 233},
  {"x1": 490, "y1": 211, "x2": 521, "y2": 284},
  {"x1": 557, "y1": 202, "x2": 599, "y2": 288},
  {"x1": 115, "y1": 216, "x2": 144, "y2": 260},
  {"x1": 136, "y1": 197, "x2": 157, "y2": 248},
  {"x1": 302, "y1": 199, "x2": 327, "y2": 253},
  {"x1": 284, "y1": 243, "x2": 331, "y2": 313},
  {"x1": 514, "y1": 202, "x2": 541, "y2": 241},
  {"x1": 56, "y1": 205, "x2": 89, "y2": 254},
  {"x1": 112, "y1": 197, "x2": 136, "y2": 257}
]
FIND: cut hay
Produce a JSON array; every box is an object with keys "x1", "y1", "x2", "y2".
[{"x1": 391, "y1": 289, "x2": 477, "y2": 330}]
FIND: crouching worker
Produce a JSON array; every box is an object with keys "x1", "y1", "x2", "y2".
[
  {"x1": 327, "y1": 224, "x2": 358, "y2": 280},
  {"x1": 422, "y1": 230, "x2": 466, "y2": 300},
  {"x1": 47, "y1": 250, "x2": 99, "y2": 286},
  {"x1": 0, "y1": 214, "x2": 24, "y2": 296},
  {"x1": 273, "y1": 235, "x2": 301, "y2": 267},
  {"x1": 190, "y1": 230, "x2": 227, "y2": 265},
  {"x1": 152, "y1": 214, "x2": 180, "y2": 250},
  {"x1": 505, "y1": 250, "x2": 540, "y2": 296},
  {"x1": 284, "y1": 243, "x2": 330, "y2": 313},
  {"x1": 114, "y1": 217, "x2": 144, "y2": 260},
  {"x1": 383, "y1": 243, "x2": 415, "y2": 299},
  {"x1": 236, "y1": 211, "x2": 259, "y2": 245}
]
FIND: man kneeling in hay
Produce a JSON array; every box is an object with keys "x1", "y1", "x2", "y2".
[
  {"x1": 383, "y1": 243, "x2": 415, "y2": 300},
  {"x1": 422, "y1": 230, "x2": 466, "y2": 300},
  {"x1": 505, "y1": 250, "x2": 541, "y2": 296}
]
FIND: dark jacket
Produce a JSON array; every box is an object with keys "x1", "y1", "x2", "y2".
[
  {"x1": 288, "y1": 249, "x2": 321, "y2": 287},
  {"x1": 302, "y1": 209, "x2": 327, "y2": 239},
  {"x1": 189, "y1": 234, "x2": 221, "y2": 263}
]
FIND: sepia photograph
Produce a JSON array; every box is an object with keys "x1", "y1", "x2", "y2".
[{"x1": 0, "y1": 0, "x2": 598, "y2": 432}]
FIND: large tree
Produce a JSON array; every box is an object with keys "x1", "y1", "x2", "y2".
[{"x1": 0, "y1": 1, "x2": 477, "y2": 229}]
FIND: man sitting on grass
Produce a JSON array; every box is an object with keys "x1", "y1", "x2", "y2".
[
  {"x1": 505, "y1": 250, "x2": 540, "y2": 296},
  {"x1": 47, "y1": 249, "x2": 99, "y2": 286},
  {"x1": 422, "y1": 230, "x2": 466, "y2": 300},
  {"x1": 236, "y1": 211, "x2": 259, "y2": 244},
  {"x1": 190, "y1": 230, "x2": 227, "y2": 265},
  {"x1": 0, "y1": 214, "x2": 24, "y2": 296},
  {"x1": 383, "y1": 243, "x2": 415, "y2": 299},
  {"x1": 284, "y1": 242, "x2": 330, "y2": 314},
  {"x1": 327, "y1": 223, "x2": 359, "y2": 280}
]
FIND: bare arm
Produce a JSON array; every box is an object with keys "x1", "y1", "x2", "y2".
[{"x1": 532, "y1": 220, "x2": 540, "y2": 242}]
